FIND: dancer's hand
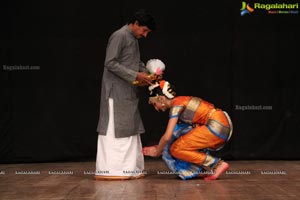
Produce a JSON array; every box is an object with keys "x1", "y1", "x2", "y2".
[{"x1": 142, "y1": 145, "x2": 160, "y2": 157}]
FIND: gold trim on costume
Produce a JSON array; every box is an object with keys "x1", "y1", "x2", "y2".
[
  {"x1": 170, "y1": 106, "x2": 183, "y2": 117},
  {"x1": 203, "y1": 154, "x2": 217, "y2": 167},
  {"x1": 180, "y1": 97, "x2": 202, "y2": 124},
  {"x1": 207, "y1": 119, "x2": 230, "y2": 140}
]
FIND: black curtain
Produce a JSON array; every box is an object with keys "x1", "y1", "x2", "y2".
[{"x1": 1, "y1": 0, "x2": 299, "y2": 163}]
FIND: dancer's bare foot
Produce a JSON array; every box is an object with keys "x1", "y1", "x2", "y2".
[{"x1": 204, "y1": 161, "x2": 229, "y2": 180}]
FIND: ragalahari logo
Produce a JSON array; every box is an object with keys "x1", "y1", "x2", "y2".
[{"x1": 240, "y1": 1, "x2": 254, "y2": 16}]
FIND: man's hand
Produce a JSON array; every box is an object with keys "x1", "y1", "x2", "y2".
[
  {"x1": 135, "y1": 72, "x2": 152, "y2": 86},
  {"x1": 142, "y1": 145, "x2": 161, "y2": 157}
]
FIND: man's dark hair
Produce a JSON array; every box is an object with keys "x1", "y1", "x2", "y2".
[{"x1": 127, "y1": 9, "x2": 156, "y2": 31}]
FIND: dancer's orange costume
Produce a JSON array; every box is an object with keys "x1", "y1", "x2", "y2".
[{"x1": 169, "y1": 96, "x2": 232, "y2": 169}]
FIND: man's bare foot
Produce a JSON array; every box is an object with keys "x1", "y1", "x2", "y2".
[{"x1": 204, "y1": 161, "x2": 229, "y2": 180}]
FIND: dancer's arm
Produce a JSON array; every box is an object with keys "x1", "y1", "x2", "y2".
[{"x1": 143, "y1": 117, "x2": 178, "y2": 157}]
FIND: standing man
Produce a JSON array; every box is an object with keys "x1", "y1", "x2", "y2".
[{"x1": 95, "y1": 9, "x2": 156, "y2": 180}]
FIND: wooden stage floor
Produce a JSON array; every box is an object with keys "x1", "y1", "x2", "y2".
[{"x1": 0, "y1": 159, "x2": 299, "y2": 200}]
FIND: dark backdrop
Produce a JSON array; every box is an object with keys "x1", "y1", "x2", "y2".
[{"x1": 1, "y1": 0, "x2": 299, "y2": 163}]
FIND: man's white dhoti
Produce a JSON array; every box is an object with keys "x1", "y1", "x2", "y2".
[{"x1": 95, "y1": 98, "x2": 144, "y2": 177}]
